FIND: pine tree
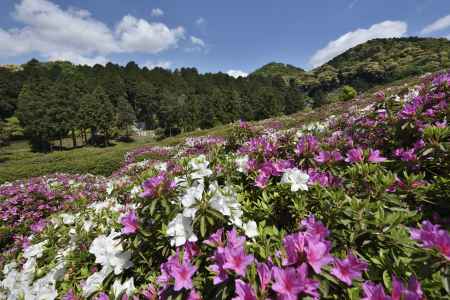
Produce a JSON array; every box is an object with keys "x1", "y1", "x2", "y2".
[{"x1": 116, "y1": 96, "x2": 136, "y2": 138}]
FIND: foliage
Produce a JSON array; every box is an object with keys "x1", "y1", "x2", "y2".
[{"x1": 0, "y1": 70, "x2": 449, "y2": 300}]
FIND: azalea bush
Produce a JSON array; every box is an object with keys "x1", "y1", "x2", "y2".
[{"x1": 1, "y1": 71, "x2": 450, "y2": 299}]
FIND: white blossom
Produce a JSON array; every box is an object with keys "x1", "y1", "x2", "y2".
[
  {"x1": 111, "y1": 277, "x2": 135, "y2": 299},
  {"x1": 280, "y1": 168, "x2": 309, "y2": 192},
  {"x1": 167, "y1": 213, "x2": 198, "y2": 247},
  {"x1": 82, "y1": 267, "x2": 112, "y2": 297},
  {"x1": 189, "y1": 155, "x2": 213, "y2": 179},
  {"x1": 89, "y1": 231, "x2": 133, "y2": 275},
  {"x1": 24, "y1": 240, "x2": 47, "y2": 259},
  {"x1": 243, "y1": 221, "x2": 258, "y2": 238},
  {"x1": 235, "y1": 155, "x2": 249, "y2": 174}
]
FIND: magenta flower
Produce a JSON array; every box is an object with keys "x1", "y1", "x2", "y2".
[
  {"x1": 204, "y1": 228, "x2": 224, "y2": 248},
  {"x1": 282, "y1": 232, "x2": 306, "y2": 266},
  {"x1": 139, "y1": 172, "x2": 175, "y2": 198},
  {"x1": 209, "y1": 249, "x2": 229, "y2": 284},
  {"x1": 184, "y1": 241, "x2": 200, "y2": 261},
  {"x1": 30, "y1": 219, "x2": 47, "y2": 233},
  {"x1": 223, "y1": 246, "x2": 254, "y2": 276},
  {"x1": 391, "y1": 276, "x2": 423, "y2": 300},
  {"x1": 256, "y1": 262, "x2": 271, "y2": 291},
  {"x1": 95, "y1": 293, "x2": 110, "y2": 300},
  {"x1": 187, "y1": 289, "x2": 202, "y2": 300},
  {"x1": 345, "y1": 148, "x2": 364, "y2": 163},
  {"x1": 62, "y1": 289, "x2": 78, "y2": 300},
  {"x1": 362, "y1": 282, "x2": 390, "y2": 300},
  {"x1": 171, "y1": 260, "x2": 197, "y2": 291},
  {"x1": 232, "y1": 279, "x2": 257, "y2": 300},
  {"x1": 410, "y1": 220, "x2": 450, "y2": 260},
  {"x1": 302, "y1": 215, "x2": 329, "y2": 241},
  {"x1": 227, "y1": 228, "x2": 246, "y2": 248},
  {"x1": 368, "y1": 149, "x2": 387, "y2": 163},
  {"x1": 296, "y1": 263, "x2": 320, "y2": 299},
  {"x1": 255, "y1": 169, "x2": 271, "y2": 189},
  {"x1": 120, "y1": 210, "x2": 139, "y2": 235},
  {"x1": 305, "y1": 240, "x2": 333, "y2": 273},
  {"x1": 331, "y1": 253, "x2": 368, "y2": 286},
  {"x1": 141, "y1": 284, "x2": 157, "y2": 300},
  {"x1": 271, "y1": 267, "x2": 303, "y2": 300}
]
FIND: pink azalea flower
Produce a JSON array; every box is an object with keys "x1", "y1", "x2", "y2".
[
  {"x1": 296, "y1": 263, "x2": 320, "y2": 299},
  {"x1": 141, "y1": 284, "x2": 157, "y2": 300},
  {"x1": 345, "y1": 148, "x2": 364, "y2": 163},
  {"x1": 255, "y1": 169, "x2": 271, "y2": 189},
  {"x1": 227, "y1": 228, "x2": 246, "y2": 248},
  {"x1": 305, "y1": 240, "x2": 333, "y2": 273},
  {"x1": 95, "y1": 293, "x2": 110, "y2": 300},
  {"x1": 302, "y1": 215, "x2": 329, "y2": 241},
  {"x1": 30, "y1": 219, "x2": 47, "y2": 233},
  {"x1": 223, "y1": 246, "x2": 254, "y2": 277},
  {"x1": 391, "y1": 276, "x2": 423, "y2": 300},
  {"x1": 410, "y1": 220, "x2": 450, "y2": 260},
  {"x1": 184, "y1": 241, "x2": 200, "y2": 261},
  {"x1": 256, "y1": 262, "x2": 271, "y2": 291},
  {"x1": 62, "y1": 289, "x2": 79, "y2": 300},
  {"x1": 271, "y1": 267, "x2": 303, "y2": 300},
  {"x1": 120, "y1": 210, "x2": 139, "y2": 235},
  {"x1": 362, "y1": 282, "x2": 391, "y2": 300},
  {"x1": 331, "y1": 253, "x2": 368, "y2": 286},
  {"x1": 368, "y1": 149, "x2": 387, "y2": 163},
  {"x1": 209, "y1": 249, "x2": 229, "y2": 284},
  {"x1": 187, "y1": 289, "x2": 202, "y2": 300},
  {"x1": 282, "y1": 232, "x2": 306, "y2": 266},
  {"x1": 171, "y1": 260, "x2": 197, "y2": 291},
  {"x1": 204, "y1": 228, "x2": 225, "y2": 248},
  {"x1": 232, "y1": 279, "x2": 257, "y2": 300}
]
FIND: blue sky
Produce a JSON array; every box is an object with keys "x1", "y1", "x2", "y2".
[{"x1": 0, "y1": 0, "x2": 450, "y2": 76}]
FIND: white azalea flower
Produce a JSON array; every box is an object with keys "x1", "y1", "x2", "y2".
[
  {"x1": 155, "y1": 162, "x2": 168, "y2": 171},
  {"x1": 180, "y1": 181, "x2": 204, "y2": 218},
  {"x1": 189, "y1": 155, "x2": 213, "y2": 179},
  {"x1": 208, "y1": 183, "x2": 244, "y2": 227},
  {"x1": 235, "y1": 155, "x2": 249, "y2": 173},
  {"x1": 243, "y1": 221, "x2": 258, "y2": 238},
  {"x1": 112, "y1": 277, "x2": 135, "y2": 299},
  {"x1": 130, "y1": 185, "x2": 142, "y2": 198},
  {"x1": 82, "y1": 266, "x2": 112, "y2": 297},
  {"x1": 24, "y1": 240, "x2": 47, "y2": 259},
  {"x1": 280, "y1": 168, "x2": 309, "y2": 192},
  {"x1": 106, "y1": 181, "x2": 114, "y2": 195},
  {"x1": 167, "y1": 214, "x2": 198, "y2": 247},
  {"x1": 89, "y1": 232, "x2": 133, "y2": 275},
  {"x1": 59, "y1": 213, "x2": 75, "y2": 225}
]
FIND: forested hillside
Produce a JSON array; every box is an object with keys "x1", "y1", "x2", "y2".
[
  {"x1": 0, "y1": 60, "x2": 308, "y2": 151},
  {"x1": 252, "y1": 37, "x2": 450, "y2": 91}
]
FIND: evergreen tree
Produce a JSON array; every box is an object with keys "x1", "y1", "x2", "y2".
[{"x1": 116, "y1": 96, "x2": 136, "y2": 138}]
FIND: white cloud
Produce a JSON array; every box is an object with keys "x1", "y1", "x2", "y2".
[
  {"x1": 226, "y1": 70, "x2": 248, "y2": 78},
  {"x1": 195, "y1": 17, "x2": 205, "y2": 26},
  {"x1": 0, "y1": 0, "x2": 185, "y2": 64},
  {"x1": 151, "y1": 8, "x2": 164, "y2": 17},
  {"x1": 117, "y1": 15, "x2": 185, "y2": 53},
  {"x1": 190, "y1": 36, "x2": 205, "y2": 47},
  {"x1": 309, "y1": 20, "x2": 407, "y2": 68},
  {"x1": 142, "y1": 60, "x2": 172, "y2": 70},
  {"x1": 47, "y1": 52, "x2": 108, "y2": 66},
  {"x1": 421, "y1": 14, "x2": 450, "y2": 34}
]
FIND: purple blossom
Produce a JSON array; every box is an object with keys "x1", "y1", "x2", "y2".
[
  {"x1": 256, "y1": 262, "x2": 271, "y2": 291},
  {"x1": 223, "y1": 245, "x2": 254, "y2": 277},
  {"x1": 302, "y1": 215, "x2": 329, "y2": 241},
  {"x1": 305, "y1": 240, "x2": 333, "y2": 274},
  {"x1": 62, "y1": 289, "x2": 78, "y2": 300},
  {"x1": 209, "y1": 249, "x2": 229, "y2": 284},
  {"x1": 30, "y1": 219, "x2": 47, "y2": 233},
  {"x1": 187, "y1": 289, "x2": 202, "y2": 300},
  {"x1": 362, "y1": 282, "x2": 391, "y2": 300},
  {"x1": 391, "y1": 276, "x2": 423, "y2": 300},
  {"x1": 120, "y1": 210, "x2": 139, "y2": 235},
  {"x1": 368, "y1": 149, "x2": 387, "y2": 163},
  {"x1": 141, "y1": 284, "x2": 157, "y2": 300},
  {"x1": 204, "y1": 228, "x2": 224, "y2": 248},
  {"x1": 95, "y1": 293, "x2": 110, "y2": 300},
  {"x1": 139, "y1": 172, "x2": 175, "y2": 199},
  {"x1": 345, "y1": 148, "x2": 364, "y2": 163},
  {"x1": 410, "y1": 220, "x2": 450, "y2": 260},
  {"x1": 232, "y1": 279, "x2": 257, "y2": 300},
  {"x1": 331, "y1": 253, "x2": 368, "y2": 286},
  {"x1": 295, "y1": 135, "x2": 319, "y2": 156},
  {"x1": 171, "y1": 260, "x2": 197, "y2": 291},
  {"x1": 271, "y1": 267, "x2": 304, "y2": 300}
]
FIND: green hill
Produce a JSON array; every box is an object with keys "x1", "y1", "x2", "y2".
[{"x1": 252, "y1": 37, "x2": 450, "y2": 91}]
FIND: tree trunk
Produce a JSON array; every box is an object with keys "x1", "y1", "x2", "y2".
[
  {"x1": 71, "y1": 129, "x2": 77, "y2": 148},
  {"x1": 104, "y1": 129, "x2": 108, "y2": 147}
]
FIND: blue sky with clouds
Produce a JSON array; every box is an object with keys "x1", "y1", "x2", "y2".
[{"x1": 1, "y1": 0, "x2": 450, "y2": 76}]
